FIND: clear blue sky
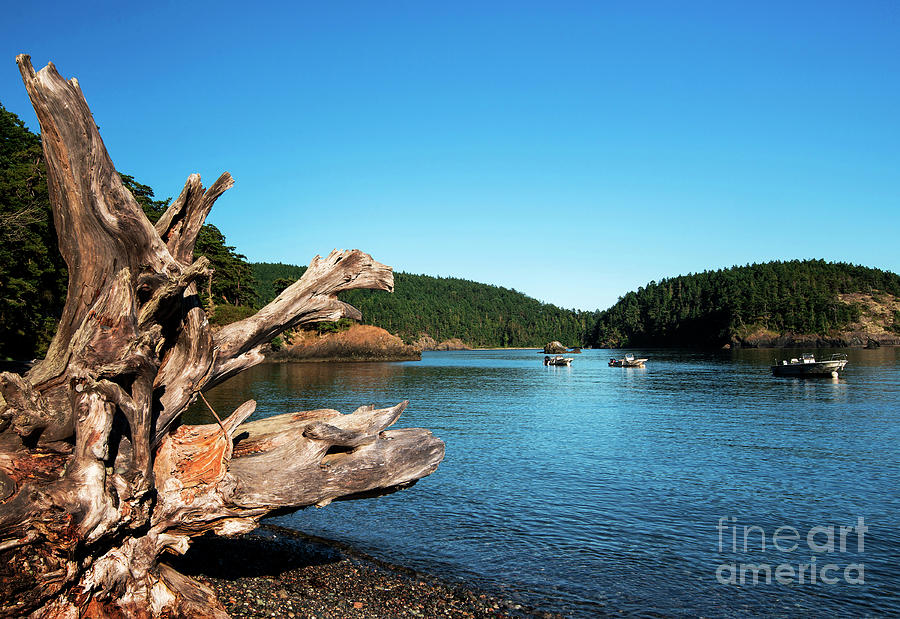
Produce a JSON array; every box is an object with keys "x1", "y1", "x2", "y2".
[{"x1": 2, "y1": 1, "x2": 898, "y2": 311}]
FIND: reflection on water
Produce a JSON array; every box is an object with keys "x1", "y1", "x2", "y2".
[
  {"x1": 190, "y1": 349, "x2": 900, "y2": 617},
  {"x1": 183, "y1": 361, "x2": 410, "y2": 425}
]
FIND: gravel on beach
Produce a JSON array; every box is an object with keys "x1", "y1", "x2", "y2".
[{"x1": 170, "y1": 525, "x2": 563, "y2": 619}]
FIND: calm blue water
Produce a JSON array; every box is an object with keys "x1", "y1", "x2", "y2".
[{"x1": 191, "y1": 348, "x2": 900, "y2": 617}]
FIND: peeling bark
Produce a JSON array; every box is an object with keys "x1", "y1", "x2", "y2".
[{"x1": 0, "y1": 56, "x2": 444, "y2": 618}]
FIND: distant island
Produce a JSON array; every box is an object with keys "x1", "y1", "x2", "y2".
[{"x1": 585, "y1": 260, "x2": 900, "y2": 349}]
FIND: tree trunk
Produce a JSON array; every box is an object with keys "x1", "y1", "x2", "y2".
[{"x1": 0, "y1": 56, "x2": 444, "y2": 618}]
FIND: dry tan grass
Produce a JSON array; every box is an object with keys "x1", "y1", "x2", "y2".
[{"x1": 275, "y1": 325, "x2": 421, "y2": 361}]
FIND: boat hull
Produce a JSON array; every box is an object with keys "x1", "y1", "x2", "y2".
[
  {"x1": 609, "y1": 359, "x2": 648, "y2": 368},
  {"x1": 771, "y1": 360, "x2": 847, "y2": 377},
  {"x1": 544, "y1": 356, "x2": 573, "y2": 366}
]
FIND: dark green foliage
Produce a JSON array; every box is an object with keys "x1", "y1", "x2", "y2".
[
  {"x1": 273, "y1": 278, "x2": 294, "y2": 295},
  {"x1": 194, "y1": 224, "x2": 257, "y2": 308},
  {"x1": 250, "y1": 262, "x2": 306, "y2": 305},
  {"x1": 208, "y1": 303, "x2": 256, "y2": 326},
  {"x1": 316, "y1": 318, "x2": 355, "y2": 335},
  {"x1": 891, "y1": 310, "x2": 900, "y2": 335},
  {"x1": 0, "y1": 103, "x2": 66, "y2": 359},
  {"x1": 586, "y1": 260, "x2": 900, "y2": 348}
]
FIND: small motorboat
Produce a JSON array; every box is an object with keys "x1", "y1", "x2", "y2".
[
  {"x1": 544, "y1": 355, "x2": 573, "y2": 366},
  {"x1": 608, "y1": 353, "x2": 648, "y2": 368},
  {"x1": 771, "y1": 353, "x2": 848, "y2": 377}
]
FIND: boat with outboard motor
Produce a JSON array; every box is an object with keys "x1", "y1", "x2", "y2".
[
  {"x1": 608, "y1": 353, "x2": 648, "y2": 368},
  {"x1": 771, "y1": 353, "x2": 848, "y2": 377},
  {"x1": 544, "y1": 355, "x2": 573, "y2": 366}
]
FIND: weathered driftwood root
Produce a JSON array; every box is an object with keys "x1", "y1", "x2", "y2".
[{"x1": 0, "y1": 56, "x2": 444, "y2": 618}]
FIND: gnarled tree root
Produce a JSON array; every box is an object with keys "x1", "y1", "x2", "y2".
[{"x1": 0, "y1": 56, "x2": 444, "y2": 618}]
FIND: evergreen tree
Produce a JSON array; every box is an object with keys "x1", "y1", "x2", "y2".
[{"x1": 0, "y1": 103, "x2": 66, "y2": 358}]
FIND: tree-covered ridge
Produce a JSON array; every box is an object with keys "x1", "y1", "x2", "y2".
[
  {"x1": 587, "y1": 260, "x2": 900, "y2": 348},
  {"x1": 342, "y1": 273, "x2": 591, "y2": 347},
  {"x1": 342, "y1": 273, "x2": 591, "y2": 348},
  {"x1": 0, "y1": 103, "x2": 256, "y2": 358},
  {"x1": 251, "y1": 262, "x2": 306, "y2": 306},
  {"x1": 254, "y1": 265, "x2": 592, "y2": 348}
]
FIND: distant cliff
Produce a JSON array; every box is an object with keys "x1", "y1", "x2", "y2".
[{"x1": 586, "y1": 260, "x2": 900, "y2": 349}]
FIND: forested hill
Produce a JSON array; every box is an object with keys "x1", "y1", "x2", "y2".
[
  {"x1": 586, "y1": 260, "x2": 900, "y2": 348},
  {"x1": 253, "y1": 263, "x2": 591, "y2": 348},
  {"x1": 251, "y1": 262, "x2": 306, "y2": 306}
]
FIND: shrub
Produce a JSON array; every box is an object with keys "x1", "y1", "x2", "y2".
[
  {"x1": 316, "y1": 318, "x2": 356, "y2": 335},
  {"x1": 210, "y1": 304, "x2": 257, "y2": 326}
]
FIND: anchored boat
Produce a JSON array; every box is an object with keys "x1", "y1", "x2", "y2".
[
  {"x1": 544, "y1": 355, "x2": 574, "y2": 366},
  {"x1": 608, "y1": 353, "x2": 648, "y2": 368},
  {"x1": 771, "y1": 353, "x2": 848, "y2": 377}
]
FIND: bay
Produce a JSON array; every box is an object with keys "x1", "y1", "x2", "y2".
[{"x1": 187, "y1": 348, "x2": 900, "y2": 617}]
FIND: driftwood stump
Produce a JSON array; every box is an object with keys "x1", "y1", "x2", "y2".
[{"x1": 0, "y1": 56, "x2": 444, "y2": 618}]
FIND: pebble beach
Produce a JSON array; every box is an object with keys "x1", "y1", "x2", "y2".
[{"x1": 171, "y1": 525, "x2": 562, "y2": 619}]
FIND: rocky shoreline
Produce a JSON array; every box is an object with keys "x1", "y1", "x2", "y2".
[
  {"x1": 413, "y1": 335, "x2": 472, "y2": 351},
  {"x1": 170, "y1": 525, "x2": 561, "y2": 619},
  {"x1": 730, "y1": 330, "x2": 900, "y2": 349}
]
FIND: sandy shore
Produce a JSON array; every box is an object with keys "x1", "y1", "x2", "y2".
[{"x1": 171, "y1": 525, "x2": 562, "y2": 619}]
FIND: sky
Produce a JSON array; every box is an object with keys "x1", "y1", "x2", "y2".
[{"x1": 1, "y1": 1, "x2": 898, "y2": 311}]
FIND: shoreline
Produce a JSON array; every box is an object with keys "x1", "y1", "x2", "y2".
[
  {"x1": 171, "y1": 524, "x2": 562, "y2": 618},
  {"x1": 265, "y1": 354, "x2": 421, "y2": 363},
  {"x1": 471, "y1": 348, "x2": 541, "y2": 351}
]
